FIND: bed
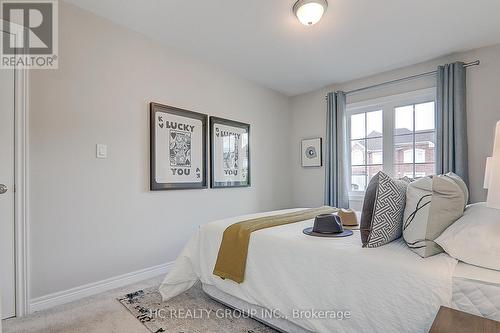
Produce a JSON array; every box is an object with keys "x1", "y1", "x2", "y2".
[
  {"x1": 452, "y1": 262, "x2": 500, "y2": 321},
  {"x1": 160, "y1": 208, "x2": 473, "y2": 332}
]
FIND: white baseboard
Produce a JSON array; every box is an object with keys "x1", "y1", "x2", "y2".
[{"x1": 29, "y1": 261, "x2": 174, "y2": 313}]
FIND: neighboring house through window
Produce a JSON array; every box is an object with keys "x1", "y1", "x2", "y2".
[
  {"x1": 403, "y1": 149, "x2": 413, "y2": 163},
  {"x1": 403, "y1": 148, "x2": 425, "y2": 163},
  {"x1": 415, "y1": 149, "x2": 426, "y2": 163},
  {"x1": 371, "y1": 151, "x2": 383, "y2": 165}
]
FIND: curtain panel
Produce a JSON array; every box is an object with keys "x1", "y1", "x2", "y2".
[
  {"x1": 436, "y1": 62, "x2": 469, "y2": 186},
  {"x1": 325, "y1": 91, "x2": 350, "y2": 208}
]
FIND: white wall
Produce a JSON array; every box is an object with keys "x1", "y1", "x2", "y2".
[
  {"x1": 29, "y1": 3, "x2": 293, "y2": 298},
  {"x1": 290, "y1": 44, "x2": 500, "y2": 208}
]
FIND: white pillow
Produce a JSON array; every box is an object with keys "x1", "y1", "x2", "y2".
[{"x1": 435, "y1": 202, "x2": 500, "y2": 270}]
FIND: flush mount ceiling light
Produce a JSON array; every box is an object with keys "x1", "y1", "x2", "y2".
[{"x1": 293, "y1": 0, "x2": 328, "y2": 26}]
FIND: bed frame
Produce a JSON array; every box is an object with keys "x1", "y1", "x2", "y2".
[{"x1": 202, "y1": 284, "x2": 312, "y2": 333}]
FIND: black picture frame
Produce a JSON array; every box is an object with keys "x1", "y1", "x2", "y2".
[
  {"x1": 210, "y1": 116, "x2": 251, "y2": 188},
  {"x1": 150, "y1": 102, "x2": 207, "y2": 190}
]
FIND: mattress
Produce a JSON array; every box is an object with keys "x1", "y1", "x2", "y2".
[
  {"x1": 452, "y1": 262, "x2": 500, "y2": 321},
  {"x1": 160, "y1": 208, "x2": 458, "y2": 333},
  {"x1": 205, "y1": 263, "x2": 500, "y2": 333}
]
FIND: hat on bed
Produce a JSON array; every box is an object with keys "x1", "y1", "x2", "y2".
[
  {"x1": 337, "y1": 209, "x2": 359, "y2": 230},
  {"x1": 303, "y1": 213, "x2": 353, "y2": 237}
]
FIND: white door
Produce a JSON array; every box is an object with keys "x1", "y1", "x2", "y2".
[{"x1": 0, "y1": 53, "x2": 16, "y2": 318}]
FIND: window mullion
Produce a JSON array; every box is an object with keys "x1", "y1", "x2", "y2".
[
  {"x1": 365, "y1": 113, "x2": 368, "y2": 188},
  {"x1": 383, "y1": 104, "x2": 394, "y2": 177},
  {"x1": 413, "y1": 104, "x2": 416, "y2": 178},
  {"x1": 347, "y1": 115, "x2": 352, "y2": 195}
]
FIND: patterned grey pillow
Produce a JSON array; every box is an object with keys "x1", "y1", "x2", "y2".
[{"x1": 361, "y1": 172, "x2": 410, "y2": 248}]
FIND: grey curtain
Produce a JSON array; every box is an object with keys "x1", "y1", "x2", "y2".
[
  {"x1": 324, "y1": 91, "x2": 350, "y2": 208},
  {"x1": 436, "y1": 62, "x2": 469, "y2": 185}
]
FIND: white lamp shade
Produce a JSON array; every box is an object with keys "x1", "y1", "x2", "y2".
[
  {"x1": 484, "y1": 157, "x2": 492, "y2": 189},
  {"x1": 487, "y1": 121, "x2": 500, "y2": 209},
  {"x1": 293, "y1": 0, "x2": 327, "y2": 26}
]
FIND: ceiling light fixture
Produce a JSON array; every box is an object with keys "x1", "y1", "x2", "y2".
[{"x1": 293, "y1": 0, "x2": 328, "y2": 26}]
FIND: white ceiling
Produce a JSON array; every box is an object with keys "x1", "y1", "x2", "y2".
[{"x1": 65, "y1": 0, "x2": 500, "y2": 96}]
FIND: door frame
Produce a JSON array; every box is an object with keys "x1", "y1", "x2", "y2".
[
  {"x1": 1, "y1": 20, "x2": 30, "y2": 317},
  {"x1": 14, "y1": 63, "x2": 29, "y2": 317}
]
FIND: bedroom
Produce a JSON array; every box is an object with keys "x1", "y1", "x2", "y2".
[{"x1": 1, "y1": 0, "x2": 500, "y2": 332}]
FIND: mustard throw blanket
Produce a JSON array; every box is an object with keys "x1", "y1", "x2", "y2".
[{"x1": 213, "y1": 206, "x2": 338, "y2": 283}]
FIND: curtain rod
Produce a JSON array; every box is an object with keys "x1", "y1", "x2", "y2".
[{"x1": 333, "y1": 60, "x2": 480, "y2": 96}]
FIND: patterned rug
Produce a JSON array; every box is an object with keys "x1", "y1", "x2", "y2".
[{"x1": 118, "y1": 283, "x2": 277, "y2": 333}]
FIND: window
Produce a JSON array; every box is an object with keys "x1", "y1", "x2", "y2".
[
  {"x1": 394, "y1": 101, "x2": 436, "y2": 179},
  {"x1": 347, "y1": 88, "x2": 436, "y2": 199},
  {"x1": 349, "y1": 110, "x2": 383, "y2": 192}
]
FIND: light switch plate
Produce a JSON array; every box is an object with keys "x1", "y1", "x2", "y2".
[{"x1": 96, "y1": 144, "x2": 107, "y2": 159}]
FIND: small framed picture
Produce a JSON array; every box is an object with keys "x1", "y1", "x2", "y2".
[
  {"x1": 150, "y1": 102, "x2": 207, "y2": 190},
  {"x1": 210, "y1": 117, "x2": 250, "y2": 188},
  {"x1": 301, "y1": 138, "x2": 322, "y2": 167}
]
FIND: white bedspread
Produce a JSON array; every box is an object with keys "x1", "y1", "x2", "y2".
[
  {"x1": 452, "y1": 262, "x2": 500, "y2": 321},
  {"x1": 160, "y1": 209, "x2": 458, "y2": 333}
]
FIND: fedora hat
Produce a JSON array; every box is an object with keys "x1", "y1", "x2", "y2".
[
  {"x1": 337, "y1": 209, "x2": 359, "y2": 230},
  {"x1": 303, "y1": 213, "x2": 353, "y2": 238}
]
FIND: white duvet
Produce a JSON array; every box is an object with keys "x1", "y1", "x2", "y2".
[{"x1": 160, "y1": 209, "x2": 458, "y2": 333}]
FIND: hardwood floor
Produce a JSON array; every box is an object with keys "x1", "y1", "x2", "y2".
[{"x1": 429, "y1": 306, "x2": 500, "y2": 333}]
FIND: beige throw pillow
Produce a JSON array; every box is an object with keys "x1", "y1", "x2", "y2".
[{"x1": 403, "y1": 172, "x2": 468, "y2": 257}]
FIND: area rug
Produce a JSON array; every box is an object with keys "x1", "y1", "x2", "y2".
[{"x1": 118, "y1": 283, "x2": 277, "y2": 333}]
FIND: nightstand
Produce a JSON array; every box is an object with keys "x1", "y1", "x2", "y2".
[{"x1": 429, "y1": 306, "x2": 500, "y2": 333}]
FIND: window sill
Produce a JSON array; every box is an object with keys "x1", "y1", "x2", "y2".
[{"x1": 348, "y1": 193, "x2": 365, "y2": 202}]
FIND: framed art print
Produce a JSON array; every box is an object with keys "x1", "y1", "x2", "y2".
[
  {"x1": 301, "y1": 138, "x2": 322, "y2": 167},
  {"x1": 150, "y1": 102, "x2": 207, "y2": 190},
  {"x1": 210, "y1": 117, "x2": 250, "y2": 188}
]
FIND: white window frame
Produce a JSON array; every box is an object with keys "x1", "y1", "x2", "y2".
[{"x1": 346, "y1": 88, "x2": 436, "y2": 201}]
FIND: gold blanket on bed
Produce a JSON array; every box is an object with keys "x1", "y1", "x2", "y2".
[{"x1": 213, "y1": 206, "x2": 337, "y2": 283}]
